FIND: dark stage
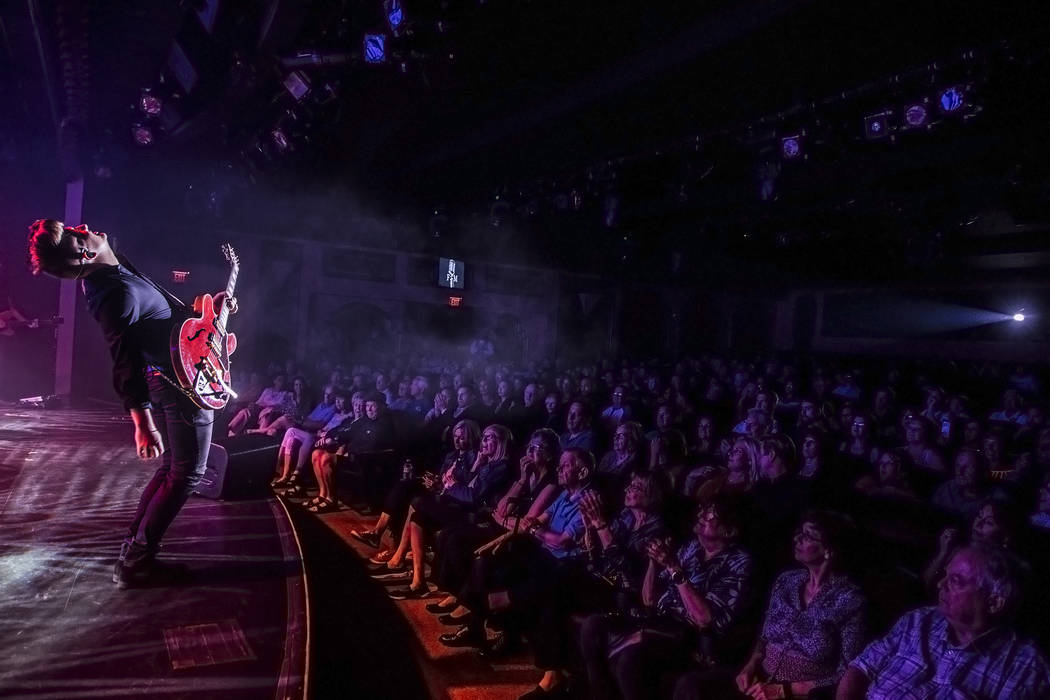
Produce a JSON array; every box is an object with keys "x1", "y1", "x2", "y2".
[{"x1": 0, "y1": 407, "x2": 308, "y2": 699}]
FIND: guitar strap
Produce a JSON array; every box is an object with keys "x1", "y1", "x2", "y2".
[{"x1": 117, "y1": 255, "x2": 191, "y2": 313}]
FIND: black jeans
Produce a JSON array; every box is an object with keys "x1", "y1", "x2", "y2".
[{"x1": 124, "y1": 374, "x2": 213, "y2": 552}]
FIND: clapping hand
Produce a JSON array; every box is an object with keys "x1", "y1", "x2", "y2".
[
  {"x1": 645, "y1": 538, "x2": 677, "y2": 569},
  {"x1": 578, "y1": 490, "x2": 604, "y2": 527}
]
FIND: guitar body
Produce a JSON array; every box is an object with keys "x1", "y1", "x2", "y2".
[{"x1": 170, "y1": 293, "x2": 238, "y2": 410}]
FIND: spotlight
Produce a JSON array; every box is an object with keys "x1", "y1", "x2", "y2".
[
  {"x1": 1013, "y1": 313, "x2": 1025, "y2": 322},
  {"x1": 271, "y1": 128, "x2": 290, "y2": 153},
  {"x1": 938, "y1": 85, "x2": 966, "y2": 114},
  {"x1": 385, "y1": 0, "x2": 404, "y2": 33},
  {"x1": 864, "y1": 111, "x2": 892, "y2": 140},
  {"x1": 364, "y1": 34, "x2": 386, "y2": 63},
  {"x1": 902, "y1": 100, "x2": 930, "y2": 130},
  {"x1": 131, "y1": 125, "x2": 154, "y2": 146},
  {"x1": 139, "y1": 89, "x2": 162, "y2": 116},
  {"x1": 780, "y1": 134, "x2": 803, "y2": 160},
  {"x1": 282, "y1": 71, "x2": 311, "y2": 101}
]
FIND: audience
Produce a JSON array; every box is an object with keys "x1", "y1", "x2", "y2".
[{"x1": 237, "y1": 348, "x2": 1050, "y2": 700}]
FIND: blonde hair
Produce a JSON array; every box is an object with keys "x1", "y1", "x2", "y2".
[{"x1": 482, "y1": 423, "x2": 513, "y2": 462}]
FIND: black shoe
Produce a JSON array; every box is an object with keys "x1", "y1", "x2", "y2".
[
  {"x1": 388, "y1": 584, "x2": 433, "y2": 600},
  {"x1": 477, "y1": 631, "x2": 522, "y2": 660},
  {"x1": 425, "y1": 600, "x2": 459, "y2": 615},
  {"x1": 366, "y1": 560, "x2": 407, "y2": 575},
  {"x1": 438, "y1": 623, "x2": 484, "y2": 648},
  {"x1": 349, "y1": 529, "x2": 382, "y2": 548},
  {"x1": 438, "y1": 612, "x2": 473, "y2": 626},
  {"x1": 114, "y1": 557, "x2": 190, "y2": 589},
  {"x1": 371, "y1": 570, "x2": 412, "y2": 583}
]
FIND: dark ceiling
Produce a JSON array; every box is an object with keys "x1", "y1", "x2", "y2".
[{"x1": 2, "y1": 0, "x2": 1049, "y2": 285}]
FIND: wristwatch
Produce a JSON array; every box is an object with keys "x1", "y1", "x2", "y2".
[{"x1": 669, "y1": 569, "x2": 686, "y2": 585}]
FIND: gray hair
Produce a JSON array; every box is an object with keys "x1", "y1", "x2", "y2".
[{"x1": 965, "y1": 543, "x2": 1021, "y2": 617}]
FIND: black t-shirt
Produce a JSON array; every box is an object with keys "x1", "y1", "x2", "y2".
[{"x1": 82, "y1": 263, "x2": 187, "y2": 410}]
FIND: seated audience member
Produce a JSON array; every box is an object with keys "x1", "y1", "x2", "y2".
[
  {"x1": 579, "y1": 496, "x2": 756, "y2": 700},
  {"x1": 478, "y1": 378, "x2": 497, "y2": 409},
  {"x1": 251, "y1": 375, "x2": 312, "y2": 436},
  {"x1": 596, "y1": 421, "x2": 646, "y2": 504},
  {"x1": 542, "y1": 392, "x2": 564, "y2": 431},
  {"x1": 388, "y1": 378, "x2": 414, "y2": 412},
  {"x1": 853, "y1": 451, "x2": 919, "y2": 501},
  {"x1": 448, "y1": 448, "x2": 596, "y2": 666},
  {"x1": 307, "y1": 391, "x2": 395, "y2": 513},
  {"x1": 493, "y1": 379, "x2": 518, "y2": 421},
  {"x1": 932, "y1": 448, "x2": 997, "y2": 520},
  {"x1": 493, "y1": 472, "x2": 672, "y2": 699},
  {"x1": 561, "y1": 400, "x2": 596, "y2": 451},
  {"x1": 516, "y1": 382, "x2": 546, "y2": 433},
  {"x1": 691, "y1": 415, "x2": 718, "y2": 461},
  {"x1": 453, "y1": 385, "x2": 490, "y2": 425},
  {"x1": 270, "y1": 387, "x2": 347, "y2": 493},
  {"x1": 901, "y1": 416, "x2": 947, "y2": 490},
  {"x1": 687, "y1": 436, "x2": 761, "y2": 502},
  {"x1": 982, "y1": 429, "x2": 1027, "y2": 487},
  {"x1": 922, "y1": 499, "x2": 1019, "y2": 593},
  {"x1": 385, "y1": 424, "x2": 514, "y2": 600},
  {"x1": 869, "y1": 386, "x2": 899, "y2": 447},
  {"x1": 752, "y1": 435, "x2": 810, "y2": 566},
  {"x1": 674, "y1": 511, "x2": 866, "y2": 700},
  {"x1": 649, "y1": 428, "x2": 690, "y2": 490},
  {"x1": 734, "y1": 407, "x2": 772, "y2": 441},
  {"x1": 988, "y1": 388, "x2": 1028, "y2": 427},
  {"x1": 350, "y1": 419, "x2": 479, "y2": 554},
  {"x1": 226, "y1": 372, "x2": 291, "y2": 437},
  {"x1": 838, "y1": 544, "x2": 1049, "y2": 699},
  {"x1": 647, "y1": 403, "x2": 678, "y2": 441},
  {"x1": 600, "y1": 385, "x2": 632, "y2": 431},
  {"x1": 838, "y1": 414, "x2": 880, "y2": 471},
  {"x1": 798, "y1": 429, "x2": 828, "y2": 481},
  {"x1": 831, "y1": 372, "x2": 862, "y2": 403},
  {"x1": 960, "y1": 417, "x2": 983, "y2": 450},
  {"x1": 796, "y1": 398, "x2": 828, "y2": 436},
  {"x1": 1030, "y1": 473, "x2": 1050, "y2": 531},
  {"x1": 424, "y1": 387, "x2": 453, "y2": 426},
  {"x1": 430, "y1": 428, "x2": 562, "y2": 627}
]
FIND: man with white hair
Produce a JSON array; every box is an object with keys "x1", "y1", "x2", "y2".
[{"x1": 836, "y1": 544, "x2": 1049, "y2": 699}]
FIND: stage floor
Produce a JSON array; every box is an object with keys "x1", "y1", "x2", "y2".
[{"x1": 0, "y1": 407, "x2": 307, "y2": 699}]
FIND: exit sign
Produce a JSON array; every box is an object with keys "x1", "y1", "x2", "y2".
[{"x1": 448, "y1": 296, "x2": 463, "y2": 307}]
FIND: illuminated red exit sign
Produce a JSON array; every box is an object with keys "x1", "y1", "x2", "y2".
[
  {"x1": 172, "y1": 270, "x2": 190, "y2": 283},
  {"x1": 448, "y1": 296, "x2": 463, "y2": 307}
]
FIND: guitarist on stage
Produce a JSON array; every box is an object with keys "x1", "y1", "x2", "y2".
[{"x1": 27, "y1": 219, "x2": 238, "y2": 588}]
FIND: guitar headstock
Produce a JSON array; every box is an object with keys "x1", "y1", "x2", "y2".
[{"x1": 221, "y1": 243, "x2": 240, "y2": 269}]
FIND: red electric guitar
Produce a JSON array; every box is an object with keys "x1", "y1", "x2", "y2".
[{"x1": 170, "y1": 244, "x2": 240, "y2": 410}]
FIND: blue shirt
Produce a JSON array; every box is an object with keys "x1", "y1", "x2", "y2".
[
  {"x1": 306, "y1": 401, "x2": 338, "y2": 425},
  {"x1": 852, "y1": 607, "x2": 1050, "y2": 699},
  {"x1": 542, "y1": 488, "x2": 590, "y2": 559}
]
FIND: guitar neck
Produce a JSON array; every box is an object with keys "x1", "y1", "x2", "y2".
[{"x1": 217, "y1": 264, "x2": 239, "y2": 329}]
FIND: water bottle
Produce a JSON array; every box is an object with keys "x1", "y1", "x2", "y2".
[{"x1": 402, "y1": 459, "x2": 414, "y2": 482}]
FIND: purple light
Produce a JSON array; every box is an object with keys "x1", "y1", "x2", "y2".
[
  {"x1": 139, "y1": 92, "x2": 163, "y2": 115},
  {"x1": 939, "y1": 86, "x2": 965, "y2": 113},
  {"x1": 904, "y1": 103, "x2": 928, "y2": 127},
  {"x1": 781, "y1": 136, "x2": 801, "y2": 159},
  {"x1": 271, "y1": 128, "x2": 290, "y2": 152},
  {"x1": 131, "y1": 125, "x2": 154, "y2": 146}
]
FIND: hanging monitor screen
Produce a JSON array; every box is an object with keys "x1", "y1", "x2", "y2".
[{"x1": 438, "y1": 258, "x2": 465, "y2": 289}]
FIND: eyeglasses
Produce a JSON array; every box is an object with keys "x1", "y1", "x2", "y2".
[{"x1": 526, "y1": 443, "x2": 546, "y2": 451}]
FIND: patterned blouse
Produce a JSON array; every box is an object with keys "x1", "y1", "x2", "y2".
[
  {"x1": 656, "y1": 541, "x2": 754, "y2": 635},
  {"x1": 759, "y1": 569, "x2": 866, "y2": 688},
  {"x1": 599, "y1": 509, "x2": 669, "y2": 591}
]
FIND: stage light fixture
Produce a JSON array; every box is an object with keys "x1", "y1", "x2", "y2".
[
  {"x1": 902, "y1": 101, "x2": 929, "y2": 129},
  {"x1": 282, "y1": 71, "x2": 311, "y2": 101},
  {"x1": 271, "y1": 128, "x2": 290, "y2": 153},
  {"x1": 939, "y1": 85, "x2": 966, "y2": 114},
  {"x1": 364, "y1": 34, "x2": 386, "y2": 63},
  {"x1": 385, "y1": 0, "x2": 404, "y2": 32},
  {"x1": 864, "y1": 112, "x2": 892, "y2": 140},
  {"x1": 780, "y1": 135, "x2": 803, "y2": 160},
  {"x1": 139, "y1": 89, "x2": 163, "y2": 116},
  {"x1": 1013, "y1": 313, "x2": 1025, "y2": 322},
  {"x1": 131, "y1": 125, "x2": 154, "y2": 146}
]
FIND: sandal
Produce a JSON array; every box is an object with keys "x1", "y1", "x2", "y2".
[
  {"x1": 302, "y1": 496, "x2": 326, "y2": 508},
  {"x1": 307, "y1": 498, "x2": 338, "y2": 513}
]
